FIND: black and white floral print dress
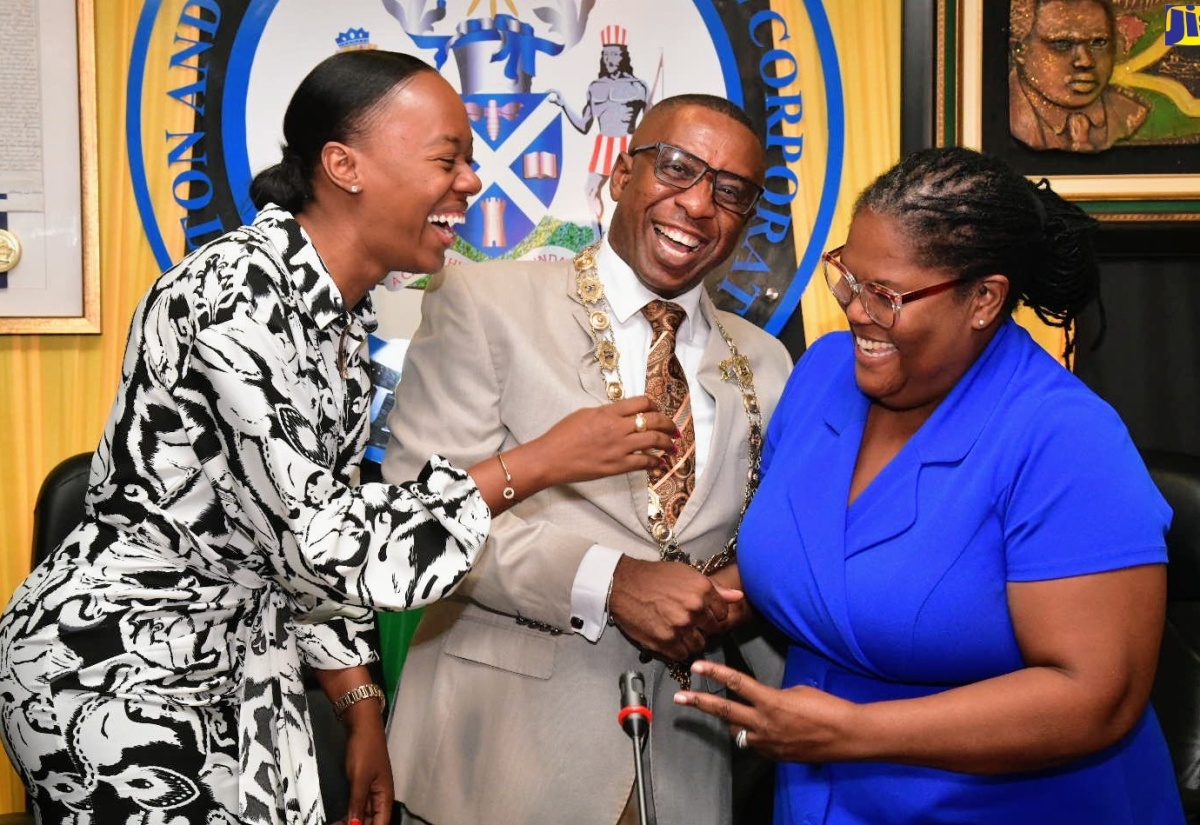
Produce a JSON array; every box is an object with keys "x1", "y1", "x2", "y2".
[{"x1": 0, "y1": 207, "x2": 488, "y2": 824}]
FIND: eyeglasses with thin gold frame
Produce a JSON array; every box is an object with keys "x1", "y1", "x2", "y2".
[{"x1": 821, "y1": 245, "x2": 962, "y2": 329}]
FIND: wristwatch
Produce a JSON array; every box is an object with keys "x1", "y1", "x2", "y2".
[{"x1": 332, "y1": 683, "x2": 385, "y2": 718}]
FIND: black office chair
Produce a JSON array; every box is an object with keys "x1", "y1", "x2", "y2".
[
  {"x1": 1146, "y1": 449, "x2": 1200, "y2": 822},
  {"x1": 10, "y1": 452, "x2": 357, "y2": 824},
  {"x1": 0, "y1": 453, "x2": 89, "y2": 823}
]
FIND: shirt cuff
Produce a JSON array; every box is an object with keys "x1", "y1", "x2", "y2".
[{"x1": 569, "y1": 544, "x2": 623, "y2": 642}]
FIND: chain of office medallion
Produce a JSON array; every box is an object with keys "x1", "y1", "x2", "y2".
[
  {"x1": 572, "y1": 244, "x2": 764, "y2": 686},
  {"x1": 574, "y1": 240, "x2": 764, "y2": 553}
]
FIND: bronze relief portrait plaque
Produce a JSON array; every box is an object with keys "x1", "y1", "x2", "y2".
[
  {"x1": 939, "y1": 0, "x2": 1200, "y2": 219},
  {"x1": 1009, "y1": 0, "x2": 1200, "y2": 153}
]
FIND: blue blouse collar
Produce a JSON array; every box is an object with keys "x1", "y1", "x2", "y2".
[{"x1": 825, "y1": 319, "x2": 1031, "y2": 464}]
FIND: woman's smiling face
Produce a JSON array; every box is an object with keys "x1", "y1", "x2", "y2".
[
  {"x1": 840, "y1": 208, "x2": 986, "y2": 415},
  {"x1": 349, "y1": 71, "x2": 481, "y2": 276}
]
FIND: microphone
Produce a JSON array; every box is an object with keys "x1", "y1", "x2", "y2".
[
  {"x1": 618, "y1": 670, "x2": 653, "y2": 740},
  {"x1": 617, "y1": 671, "x2": 656, "y2": 825}
]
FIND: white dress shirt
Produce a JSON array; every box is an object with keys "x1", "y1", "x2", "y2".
[{"x1": 568, "y1": 237, "x2": 717, "y2": 640}]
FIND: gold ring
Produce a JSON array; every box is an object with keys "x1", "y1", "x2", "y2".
[{"x1": 634, "y1": 412, "x2": 647, "y2": 433}]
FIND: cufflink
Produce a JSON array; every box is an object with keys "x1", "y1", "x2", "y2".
[{"x1": 570, "y1": 616, "x2": 584, "y2": 630}]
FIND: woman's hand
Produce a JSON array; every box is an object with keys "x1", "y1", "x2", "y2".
[
  {"x1": 673, "y1": 659, "x2": 858, "y2": 763},
  {"x1": 313, "y1": 667, "x2": 393, "y2": 825},
  {"x1": 340, "y1": 706, "x2": 393, "y2": 825},
  {"x1": 468, "y1": 396, "x2": 678, "y2": 514},
  {"x1": 531, "y1": 395, "x2": 679, "y2": 485}
]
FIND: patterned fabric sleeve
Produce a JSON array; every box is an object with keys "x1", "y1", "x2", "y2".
[
  {"x1": 292, "y1": 614, "x2": 379, "y2": 671},
  {"x1": 171, "y1": 308, "x2": 490, "y2": 616}
]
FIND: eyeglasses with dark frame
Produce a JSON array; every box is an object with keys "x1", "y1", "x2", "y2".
[
  {"x1": 821, "y1": 245, "x2": 962, "y2": 329},
  {"x1": 627, "y1": 143, "x2": 764, "y2": 215}
]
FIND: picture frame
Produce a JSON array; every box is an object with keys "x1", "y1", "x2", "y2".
[
  {"x1": 933, "y1": 0, "x2": 1200, "y2": 223},
  {"x1": 0, "y1": 0, "x2": 100, "y2": 334}
]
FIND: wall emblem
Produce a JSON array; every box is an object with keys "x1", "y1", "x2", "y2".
[{"x1": 127, "y1": 0, "x2": 845, "y2": 334}]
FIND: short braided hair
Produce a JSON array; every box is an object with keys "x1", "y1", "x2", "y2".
[{"x1": 855, "y1": 146, "x2": 1102, "y2": 361}]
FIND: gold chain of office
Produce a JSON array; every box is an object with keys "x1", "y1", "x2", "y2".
[{"x1": 572, "y1": 243, "x2": 764, "y2": 576}]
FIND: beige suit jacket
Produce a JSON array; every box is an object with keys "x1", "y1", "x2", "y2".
[{"x1": 382, "y1": 257, "x2": 793, "y2": 825}]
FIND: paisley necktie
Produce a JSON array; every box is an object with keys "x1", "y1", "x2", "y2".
[{"x1": 641, "y1": 299, "x2": 696, "y2": 525}]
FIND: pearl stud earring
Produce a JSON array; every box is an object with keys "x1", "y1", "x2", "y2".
[{"x1": 350, "y1": 185, "x2": 361, "y2": 194}]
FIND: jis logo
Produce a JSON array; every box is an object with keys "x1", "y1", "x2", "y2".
[
  {"x1": 1165, "y1": 5, "x2": 1200, "y2": 45},
  {"x1": 127, "y1": 0, "x2": 844, "y2": 334}
]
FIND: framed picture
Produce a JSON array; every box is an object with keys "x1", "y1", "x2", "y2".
[
  {"x1": 0, "y1": 0, "x2": 99, "y2": 333},
  {"x1": 933, "y1": 0, "x2": 1200, "y2": 223}
]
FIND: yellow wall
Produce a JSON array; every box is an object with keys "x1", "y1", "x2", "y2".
[{"x1": 778, "y1": 0, "x2": 906, "y2": 343}]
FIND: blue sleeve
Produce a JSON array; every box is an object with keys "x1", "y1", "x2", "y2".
[{"x1": 1003, "y1": 390, "x2": 1171, "y2": 581}]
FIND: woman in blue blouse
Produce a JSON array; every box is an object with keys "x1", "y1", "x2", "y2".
[{"x1": 680, "y1": 146, "x2": 1183, "y2": 823}]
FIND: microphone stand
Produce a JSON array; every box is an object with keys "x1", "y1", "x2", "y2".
[{"x1": 618, "y1": 671, "x2": 657, "y2": 825}]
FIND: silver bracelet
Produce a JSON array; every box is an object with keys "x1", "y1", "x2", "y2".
[
  {"x1": 331, "y1": 683, "x2": 385, "y2": 719},
  {"x1": 496, "y1": 452, "x2": 516, "y2": 500}
]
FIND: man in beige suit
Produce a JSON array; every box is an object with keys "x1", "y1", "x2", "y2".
[{"x1": 382, "y1": 94, "x2": 793, "y2": 825}]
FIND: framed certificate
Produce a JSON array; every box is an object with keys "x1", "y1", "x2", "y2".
[{"x1": 0, "y1": 0, "x2": 99, "y2": 333}]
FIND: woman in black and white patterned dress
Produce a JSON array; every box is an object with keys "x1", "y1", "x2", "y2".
[{"x1": 0, "y1": 51, "x2": 675, "y2": 825}]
